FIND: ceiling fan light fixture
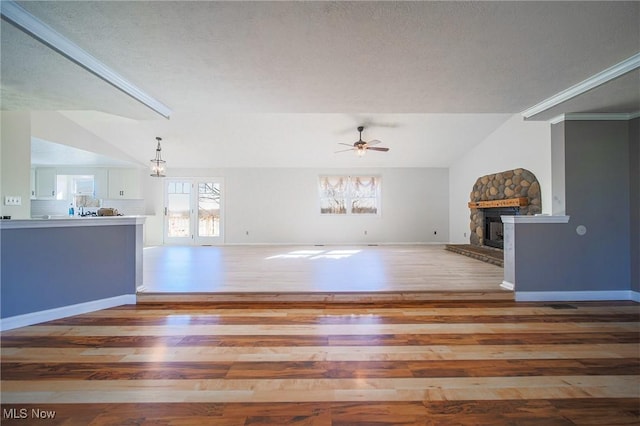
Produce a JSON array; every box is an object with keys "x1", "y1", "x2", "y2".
[
  {"x1": 355, "y1": 126, "x2": 367, "y2": 156},
  {"x1": 334, "y1": 126, "x2": 390, "y2": 156},
  {"x1": 150, "y1": 137, "x2": 166, "y2": 177}
]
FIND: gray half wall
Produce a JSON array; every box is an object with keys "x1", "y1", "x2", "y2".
[
  {"x1": 1, "y1": 225, "x2": 137, "y2": 318},
  {"x1": 512, "y1": 221, "x2": 610, "y2": 292}
]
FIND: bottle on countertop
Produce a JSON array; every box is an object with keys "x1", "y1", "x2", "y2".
[{"x1": 68, "y1": 203, "x2": 74, "y2": 217}]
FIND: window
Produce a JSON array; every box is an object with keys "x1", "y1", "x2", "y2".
[
  {"x1": 319, "y1": 176, "x2": 380, "y2": 215},
  {"x1": 56, "y1": 175, "x2": 95, "y2": 201}
]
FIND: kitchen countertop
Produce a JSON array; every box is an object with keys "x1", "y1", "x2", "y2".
[{"x1": 0, "y1": 216, "x2": 146, "y2": 229}]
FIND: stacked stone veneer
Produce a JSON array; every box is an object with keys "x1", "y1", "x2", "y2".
[{"x1": 469, "y1": 168, "x2": 541, "y2": 246}]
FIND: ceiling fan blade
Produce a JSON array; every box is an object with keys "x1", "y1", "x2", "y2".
[
  {"x1": 367, "y1": 146, "x2": 390, "y2": 152},
  {"x1": 338, "y1": 143, "x2": 355, "y2": 147},
  {"x1": 334, "y1": 148, "x2": 355, "y2": 153},
  {"x1": 367, "y1": 139, "x2": 382, "y2": 145}
]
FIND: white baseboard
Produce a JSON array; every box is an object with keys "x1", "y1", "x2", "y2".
[
  {"x1": 515, "y1": 290, "x2": 638, "y2": 302},
  {"x1": 500, "y1": 281, "x2": 515, "y2": 291},
  {"x1": 0, "y1": 294, "x2": 136, "y2": 331}
]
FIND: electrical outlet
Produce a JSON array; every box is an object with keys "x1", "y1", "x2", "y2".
[
  {"x1": 4, "y1": 196, "x2": 21, "y2": 206},
  {"x1": 464, "y1": 232, "x2": 467, "y2": 237},
  {"x1": 364, "y1": 230, "x2": 367, "y2": 235}
]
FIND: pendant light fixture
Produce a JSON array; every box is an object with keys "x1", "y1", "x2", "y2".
[{"x1": 150, "y1": 137, "x2": 166, "y2": 177}]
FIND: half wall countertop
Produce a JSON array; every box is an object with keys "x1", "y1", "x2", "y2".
[{"x1": 0, "y1": 216, "x2": 146, "y2": 229}]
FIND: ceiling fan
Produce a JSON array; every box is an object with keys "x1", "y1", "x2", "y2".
[{"x1": 335, "y1": 126, "x2": 390, "y2": 156}]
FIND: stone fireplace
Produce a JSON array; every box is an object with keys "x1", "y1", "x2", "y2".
[{"x1": 469, "y1": 168, "x2": 541, "y2": 248}]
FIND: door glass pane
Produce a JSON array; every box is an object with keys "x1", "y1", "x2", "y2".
[
  {"x1": 167, "y1": 182, "x2": 191, "y2": 238},
  {"x1": 198, "y1": 182, "x2": 220, "y2": 237}
]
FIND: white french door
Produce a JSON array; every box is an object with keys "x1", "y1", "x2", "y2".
[{"x1": 164, "y1": 178, "x2": 224, "y2": 245}]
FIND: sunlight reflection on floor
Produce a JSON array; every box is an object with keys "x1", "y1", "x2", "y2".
[{"x1": 265, "y1": 249, "x2": 361, "y2": 260}]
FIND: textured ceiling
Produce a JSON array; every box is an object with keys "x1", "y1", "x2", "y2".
[{"x1": 1, "y1": 1, "x2": 639, "y2": 168}]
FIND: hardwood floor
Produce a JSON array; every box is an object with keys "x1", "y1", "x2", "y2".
[
  {"x1": 2, "y1": 299, "x2": 638, "y2": 424},
  {"x1": 2, "y1": 246, "x2": 637, "y2": 423},
  {"x1": 140, "y1": 245, "x2": 506, "y2": 294}
]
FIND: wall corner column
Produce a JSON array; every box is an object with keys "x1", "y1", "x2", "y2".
[{"x1": 0, "y1": 111, "x2": 31, "y2": 220}]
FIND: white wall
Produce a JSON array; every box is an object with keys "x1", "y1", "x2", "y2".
[
  {"x1": 448, "y1": 114, "x2": 552, "y2": 244},
  {"x1": 1, "y1": 112, "x2": 31, "y2": 220},
  {"x1": 142, "y1": 167, "x2": 449, "y2": 245},
  {"x1": 30, "y1": 111, "x2": 143, "y2": 166}
]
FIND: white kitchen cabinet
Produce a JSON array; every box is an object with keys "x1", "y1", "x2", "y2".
[
  {"x1": 108, "y1": 168, "x2": 141, "y2": 199},
  {"x1": 93, "y1": 169, "x2": 108, "y2": 199},
  {"x1": 35, "y1": 168, "x2": 57, "y2": 199}
]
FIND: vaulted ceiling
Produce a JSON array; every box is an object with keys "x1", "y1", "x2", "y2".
[{"x1": 1, "y1": 1, "x2": 639, "y2": 168}]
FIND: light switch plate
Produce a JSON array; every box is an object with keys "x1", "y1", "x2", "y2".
[{"x1": 4, "y1": 196, "x2": 22, "y2": 206}]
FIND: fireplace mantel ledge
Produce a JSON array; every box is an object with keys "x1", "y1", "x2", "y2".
[{"x1": 501, "y1": 215, "x2": 570, "y2": 224}]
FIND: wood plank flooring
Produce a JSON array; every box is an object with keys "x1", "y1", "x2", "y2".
[
  {"x1": 140, "y1": 245, "x2": 505, "y2": 293},
  {"x1": 2, "y1": 299, "x2": 638, "y2": 424}
]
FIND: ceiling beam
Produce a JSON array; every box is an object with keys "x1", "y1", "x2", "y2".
[
  {"x1": 0, "y1": 0, "x2": 172, "y2": 119},
  {"x1": 521, "y1": 52, "x2": 640, "y2": 120}
]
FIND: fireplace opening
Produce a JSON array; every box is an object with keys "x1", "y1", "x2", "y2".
[{"x1": 483, "y1": 207, "x2": 519, "y2": 249}]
